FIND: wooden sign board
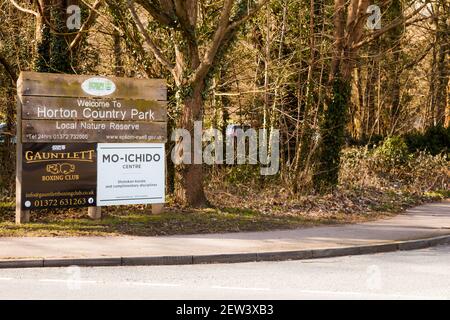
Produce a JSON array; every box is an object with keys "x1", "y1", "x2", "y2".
[
  {"x1": 21, "y1": 96, "x2": 167, "y2": 122},
  {"x1": 18, "y1": 72, "x2": 167, "y2": 100},
  {"x1": 22, "y1": 120, "x2": 167, "y2": 143},
  {"x1": 16, "y1": 72, "x2": 168, "y2": 224}
]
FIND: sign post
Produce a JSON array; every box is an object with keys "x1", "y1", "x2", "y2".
[
  {"x1": 16, "y1": 72, "x2": 167, "y2": 224},
  {"x1": 15, "y1": 100, "x2": 29, "y2": 224}
]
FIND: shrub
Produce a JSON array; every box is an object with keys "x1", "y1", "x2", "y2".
[
  {"x1": 0, "y1": 147, "x2": 14, "y2": 197},
  {"x1": 374, "y1": 136, "x2": 410, "y2": 166},
  {"x1": 340, "y1": 145, "x2": 449, "y2": 194},
  {"x1": 404, "y1": 125, "x2": 450, "y2": 155}
]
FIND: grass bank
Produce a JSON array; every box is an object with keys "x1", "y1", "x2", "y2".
[{"x1": 0, "y1": 190, "x2": 446, "y2": 237}]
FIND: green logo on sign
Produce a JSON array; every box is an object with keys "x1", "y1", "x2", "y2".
[{"x1": 82, "y1": 77, "x2": 116, "y2": 96}]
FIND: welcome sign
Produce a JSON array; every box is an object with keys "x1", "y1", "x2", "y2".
[
  {"x1": 16, "y1": 72, "x2": 167, "y2": 223},
  {"x1": 22, "y1": 97, "x2": 167, "y2": 121}
]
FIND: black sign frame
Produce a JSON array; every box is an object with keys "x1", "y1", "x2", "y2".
[{"x1": 21, "y1": 143, "x2": 97, "y2": 210}]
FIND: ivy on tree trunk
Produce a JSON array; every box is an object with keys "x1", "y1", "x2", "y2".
[{"x1": 313, "y1": 76, "x2": 350, "y2": 191}]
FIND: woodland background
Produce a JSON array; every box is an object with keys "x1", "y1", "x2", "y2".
[{"x1": 0, "y1": 0, "x2": 448, "y2": 228}]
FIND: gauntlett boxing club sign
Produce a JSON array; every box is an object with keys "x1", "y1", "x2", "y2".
[
  {"x1": 16, "y1": 72, "x2": 167, "y2": 223},
  {"x1": 21, "y1": 143, "x2": 97, "y2": 210}
]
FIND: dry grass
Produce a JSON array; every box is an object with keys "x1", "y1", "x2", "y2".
[
  {"x1": 0, "y1": 147, "x2": 448, "y2": 237},
  {"x1": 0, "y1": 198, "x2": 397, "y2": 237},
  {"x1": 0, "y1": 186, "x2": 445, "y2": 238}
]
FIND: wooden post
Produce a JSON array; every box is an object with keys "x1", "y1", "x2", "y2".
[
  {"x1": 15, "y1": 98, "x2": 30, "y2": 224},
  {"x1": 151, "y1": 204, "x2": 164, "y2": 214},
  {"x1": 88, "y1": 207, "x2": 102, "y2": 220}
]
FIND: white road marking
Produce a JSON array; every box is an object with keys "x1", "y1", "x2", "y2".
[
  {"x1": 296, "y1": 289, "x2": 442, "y2": 300},
  {"x1": 39, "y1": 279, "x2": 97, "y2": 284},
  {"x1": 299, "y1": 289, "x2": 361, "y2": 296},
  {"x1": 211, "y1": 286, "x2": 270, "y2": 292},
  {"x1": 126, "y1": 282, "x2": 180, "y2": 287},
  {"x1": 0, "y1": 278, "x2": 12, "y2": 281}
]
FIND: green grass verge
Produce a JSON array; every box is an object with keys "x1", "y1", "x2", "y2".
[
  {"x1": 0, "y1": 190, "x2": 445, "y2": 237},
  {"x1": 0, "y1": 205, "x2": 389, "y2": 237}
]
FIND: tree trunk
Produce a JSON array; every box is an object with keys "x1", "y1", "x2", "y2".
[
  {"x1": 34, "y1": 0, "x2": 51, "y2": 72},
  {"x1": 113, "y1": 29, "x2": 124, "y2": 76},
  {"x1": 313, "y1": 76, "x2": 351, "y2": 191},
  {"x1": 389, "y1": 55, "x2": 402, "y2": 135},
  {"x1": 313, "y1": 0, "x2": 369, "y2": 191},
  {"x1": 174, "y1": 85, "x2": 209, "y2": 207},
  {"x1": 366, "y1": 52, "x2": 379, "y2": 140},
  {"x1": 34, "y1": 0, "x2": 76, "y2": 73},
  {"x1": 50, "y1": 0, "x2": 74, "y2": 73},
  {"x1": 1, "y1": 87, "x2": 15, "y2": 196},
  {"x1": 435, "y1": 3, "x2": 449, "y2": 126}
]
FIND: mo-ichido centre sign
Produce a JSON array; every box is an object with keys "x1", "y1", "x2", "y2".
[{"x1": 16, "y1": 72, "x2": 167, "y2": 223}]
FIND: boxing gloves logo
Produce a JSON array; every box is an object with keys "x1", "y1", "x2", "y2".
[{"x1": 46, "y1": 163, "x2": 76, "y2": 175}]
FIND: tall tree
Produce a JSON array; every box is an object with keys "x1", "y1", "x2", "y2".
[
  {"x1": 430, "y1": 0, "x2": 449, "y2": 126},
  {"x1": 34, "y1": 0, "x2": 52, "y2": 71},
  {"x1": 313, "y1": 0, "x2": 433, "y2": 190},
  {"x1": 120, "y1": 0, "x2": 268, "y2": 207},
  {"x1": 33, "y1": 0, "x2": 102, "y2": 73},
  {"x1": 313, "y1": 0, "x2": 370, "y2": 190}
]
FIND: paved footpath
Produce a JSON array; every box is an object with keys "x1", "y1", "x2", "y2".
[{"x1": 0, "y1": 199, "x2": 449, "y2": 268}]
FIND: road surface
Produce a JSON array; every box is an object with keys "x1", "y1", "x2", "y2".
[{"x1": 1, "y1": 245, "x2": 449, "y2": 300}]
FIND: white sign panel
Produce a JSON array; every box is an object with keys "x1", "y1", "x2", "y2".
[{"x1": 97, "y1": 143, "x2": 165, "y2": 206}]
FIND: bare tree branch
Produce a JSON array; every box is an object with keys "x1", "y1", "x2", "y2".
[
  {"x1": 69, "y1": 0, "x2": 104, "y2": 51},
  {"x1": 227, "y1": 0, "x2": 269, "y2": 33},
  {"x1": 352, "y1": 2, "x2": 432, "y2": 50},
  {"x1": 8, "y1": 0, "x2": 39, "y2": 17},
  {"x1": 192, "y1": 0, "x2": 234, "y2": 83},
  {"x1": 402, "y1": 42, "x2": 433, "y2": 70},
  {"x1": 0, "y1": 53, "x2": 17, "y2": 85},
  {"x1": 127, "y1": 0, "x2": 175, "y2": 72},
  {"x1": 135, "y1": 0, "x2": 176, "y2": 26},
  {"x1": 193, "y1": 0, "x2": 269, "y2": 83}
]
